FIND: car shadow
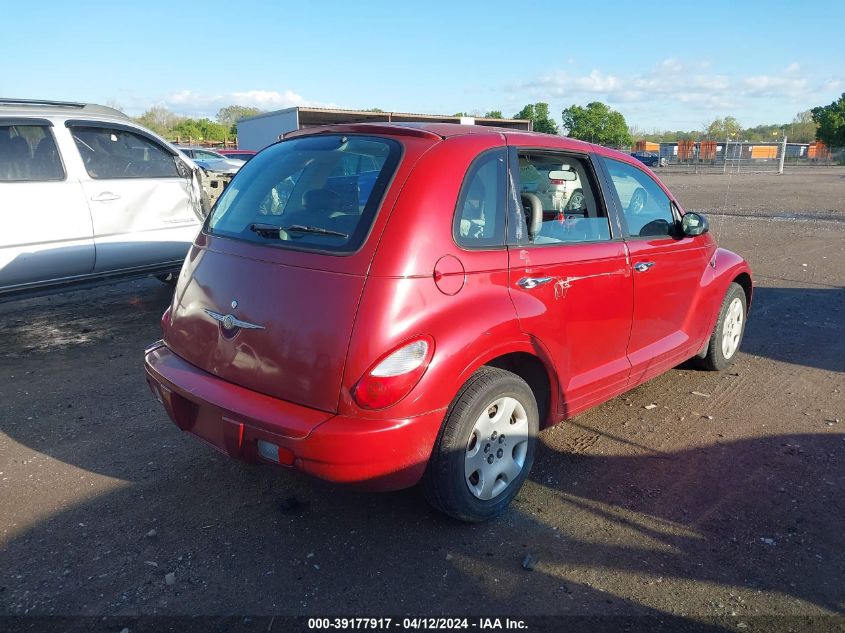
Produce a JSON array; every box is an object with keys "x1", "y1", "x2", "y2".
[
  {"x1": 1, "y1": 279, "x2": 842, "y2": 624},
  {"x1": 740, "y1": 286, "x2": 845, "y2": 373},
  {"x1": 0, "y1": 429, "x2": 842, "y2": 623}
]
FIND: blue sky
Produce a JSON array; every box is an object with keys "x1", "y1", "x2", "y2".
[{"x1": 2, "y1": 0, "x2": 843, "y2": 130}]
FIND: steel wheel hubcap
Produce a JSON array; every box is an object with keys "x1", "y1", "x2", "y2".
[
  {"x1": 465, "y1": 396, "x2": 529, "y2": 500},
  {"x1": 721, "y1": 297, "x2": 744, "y2": 359}
]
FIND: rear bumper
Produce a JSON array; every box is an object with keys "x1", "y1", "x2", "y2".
[{"x1": 144, "y1": 342, "x2": 445, "y2": 491}]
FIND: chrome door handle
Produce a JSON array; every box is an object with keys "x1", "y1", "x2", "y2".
[
  {"x1": 517, "y1": 276, "x2": 553, "y2": 289},
  {"x1": 91, "y1": 192, "x2": 121, "y2": 202},
  {"x1": 634, "y1": 261, "x2": 655, "y2": 272}
]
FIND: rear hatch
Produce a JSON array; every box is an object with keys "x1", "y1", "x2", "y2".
[{"x1": 164, "y1": 133, "x2": 404, "y2": 413}]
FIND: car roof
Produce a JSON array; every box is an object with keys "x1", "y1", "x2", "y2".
[
  {"x1": 0, "y1": 99, "x2": 129, "y2": 121},
  {"x1": 283, "y1": 121, "x2": 635, "y2": 161}
]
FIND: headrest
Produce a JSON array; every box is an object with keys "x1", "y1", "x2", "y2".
[{"x1": 520, "y1": 193, "x2": 543, "y2": 238}]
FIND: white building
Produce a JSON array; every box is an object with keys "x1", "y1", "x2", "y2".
[{"x1": 237, "y1": 107, "x2": 531, "y2": 150}]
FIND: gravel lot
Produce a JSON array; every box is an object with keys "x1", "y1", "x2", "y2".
[{"x1": 1, "y1": 168, "x2": 843, "y2": 630}]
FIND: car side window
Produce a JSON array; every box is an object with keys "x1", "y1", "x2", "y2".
[
  {"x1": 0, "y1": 124, "x2": 64, "y2": 182},
  {"x1": 70, "y1": 126, "x2": 179, "y2": 179},
  {"x1": 513, "y1": 151, "x2": 611, "y2": 245},
  {"x1": 453, "y1": 149, "x2": 506, "y2": 249},
  {"x1": 603, "y1": 158, "x2": 675, "y2": 238}
]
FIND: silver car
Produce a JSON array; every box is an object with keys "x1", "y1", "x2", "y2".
[
  {"x1": 176, "y1": 147, "x2": 244, "y2": 175},
  {"x1": 0, "y1": 99, "x2": 205, "y2": 297}
]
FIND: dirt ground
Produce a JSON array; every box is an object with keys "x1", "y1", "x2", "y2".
[{"x1": 1, "y1": 168, "x2": 843, "y2": 631}]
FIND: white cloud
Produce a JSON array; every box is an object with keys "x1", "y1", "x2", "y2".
[
  {"x1": 742, "y1": 74, "x2": 807, "y2": 97},
  {"x1": 573, "y1": 70, "x2": 622, "y2": 92},
  {"x1": 155, "y1": 89, "x2": 333, "y2": 117},
  {"x1": 515, "y1": 58, "x2": 833, "y2": 127},
  {"x1": 659, "y1": 58, "x2": 684, "y2": 74}
]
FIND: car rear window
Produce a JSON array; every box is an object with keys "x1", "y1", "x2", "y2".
[{"x1": 207, "y1": 135, "x2": 401, "y2": 254}]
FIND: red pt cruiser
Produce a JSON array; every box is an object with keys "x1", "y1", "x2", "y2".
[{"x1": 144, "y1": 123, "x2": 752, "y2": 521}]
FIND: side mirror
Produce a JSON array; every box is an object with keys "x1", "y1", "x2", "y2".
[
  {"x1": 174, "y1": 155, "x2": 193, "y2": 179},
  {"x1": 681, "y1": 212, "x2": 709, "y2": 237}
]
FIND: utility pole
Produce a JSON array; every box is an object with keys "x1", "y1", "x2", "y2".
[{"x1": 778, "y1": 135, "x2": 787, "y2": 174}]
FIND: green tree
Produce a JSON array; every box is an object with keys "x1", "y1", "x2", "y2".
[
  {"x1": 561, "y1": 102, "x2": 631, "y2": 147},
  {"x1": 484, "y1": 110, "x2": 503, "y2": 119},
  {"x1": 171, "y1": 118, "x2": 203, "y2": 140},
  {"x1": 811, "y1": 94, "x2": 845, "y2": 147},
  {"x1": 172, "y1": 118, "x2": 231, "y2": 142},
  {"x1": 514, "y1": 103, "x2": 559, "y2": 135},
  {"x1": 216, "y1": 105, "x2": 262, "y2": 136},
  {"x1": 216, "y1": 105, "x2": 262, "y2": 127},
  {"x1": 133, "y1": 107, "x2": 185, "y2": 137},
  {"x1": 704, "y1": 116, "x2": 742, "y2": 140},
  {"x1": 789, "y1": 110, "x2": 818, "y2": 144}
]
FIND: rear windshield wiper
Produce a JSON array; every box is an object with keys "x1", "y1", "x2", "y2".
[
  {"x1": 249, "y1": 223, "x2": 285, "y2": 237},
  {"x1": 249, "y1": 223, "x2": 349, "y2": 239},
  {"x1": 282, "y1": 224, "x2": 349, "y2": 238}
]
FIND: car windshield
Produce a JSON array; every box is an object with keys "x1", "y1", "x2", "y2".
[{"x1": 207, "y1": 135, "x2": 400, "y2": 253}]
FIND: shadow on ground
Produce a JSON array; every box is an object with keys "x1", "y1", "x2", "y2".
[
  {"x1": 1, "y1": 280, "x2": 843, "y2": 626},
  {"x1": 741, "y1": 286, "x2": 845, "y2": 373}
]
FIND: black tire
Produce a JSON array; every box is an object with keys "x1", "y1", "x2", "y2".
[
  {"x1": 421, "y1": 366, "x2": 539, "y2": 522},
  {"x1": 699, "y1": 282, "x2": 747, "y2": 371},
  {"x1": 565, "y1": 188, "x2": 585, "y2": 213},
  {"x1": 628, "y1": 187, "x2": 647, "y2": 215}
]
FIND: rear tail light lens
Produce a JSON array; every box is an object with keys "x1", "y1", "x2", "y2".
[{"x1": 353, "y1": 337, "x2": 434, "y2": 409}]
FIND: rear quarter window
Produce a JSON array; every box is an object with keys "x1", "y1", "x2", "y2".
[
  {"x1": 0, "y1": 124, "x2": 64, "y2": 182},
  {"x1": 207, "y1": 135, "x2": 401, "y2": 254}
]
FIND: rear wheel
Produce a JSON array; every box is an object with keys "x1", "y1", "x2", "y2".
[
  {"x1": 421, "y1": 367, "x2": 538, "y2": 522},
  {"x1": 699, "y1": 282, "x2": 747, "y2": 371}
]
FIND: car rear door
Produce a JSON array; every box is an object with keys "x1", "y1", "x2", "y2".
[
  {"x1": 506, "y1": 147, "x2": 633, "y2": 418},
  {"x1": 597, "y1": 155, "x2": 711, "y2": 384},
  {"x1": 66, "y1": 122, "x2": 199, "y2": 273},
  {"x1": 0, "y1": 119, "x2": 94, "y2": 291}
]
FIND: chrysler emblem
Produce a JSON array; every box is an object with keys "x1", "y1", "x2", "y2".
[{"x1": 203, "y1": 308, "x2": 265, "y2": 331}]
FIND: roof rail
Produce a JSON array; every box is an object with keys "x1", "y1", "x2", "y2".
[{"x1": 0, "y1": 99, "x2": 129, "y2": 119}]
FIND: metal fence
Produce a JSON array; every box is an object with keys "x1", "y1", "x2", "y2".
[
  {"x1": 167, "y1": 137, "x2": 238, "y2": 149},
  {"x1": 636, "y1": 140, "x2": 843, "y2": 173}
]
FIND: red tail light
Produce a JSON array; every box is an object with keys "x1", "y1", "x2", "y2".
[{"x1": 353, "y1": 336, "x2": 434, "y2": 410}]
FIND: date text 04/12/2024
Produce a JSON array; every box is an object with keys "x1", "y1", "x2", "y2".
[{"x1": 307, "y1": 618, "x2": 528, "y2": 630}]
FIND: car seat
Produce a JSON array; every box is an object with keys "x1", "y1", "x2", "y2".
[{"x1": 32, "y1": 136, "x2": 62, "y2": 180}]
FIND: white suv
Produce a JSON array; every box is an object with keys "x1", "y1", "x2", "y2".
[{"x1": 0, "y1": 99, "x2": 205, "y2": 297}]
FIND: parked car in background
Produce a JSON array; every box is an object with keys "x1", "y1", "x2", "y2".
[
  {"x1": 177, "y1": 147, "x2": 244, "y2": 175},
  {"x1": 145, "y1": 122, "x2": 752, "y2": 522},
  {"x1": 0, "y1": 99, "x2": 204, "y2": 297},
  {"x1": 631, "y1": 150, "x2": 665, "y2": 167},
  {"x1": 519, "y1": 159, "x2": 586, "y2": 217},
  {"x1": 217, "y1": 149, "x2": 257, "y2": 161}
]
